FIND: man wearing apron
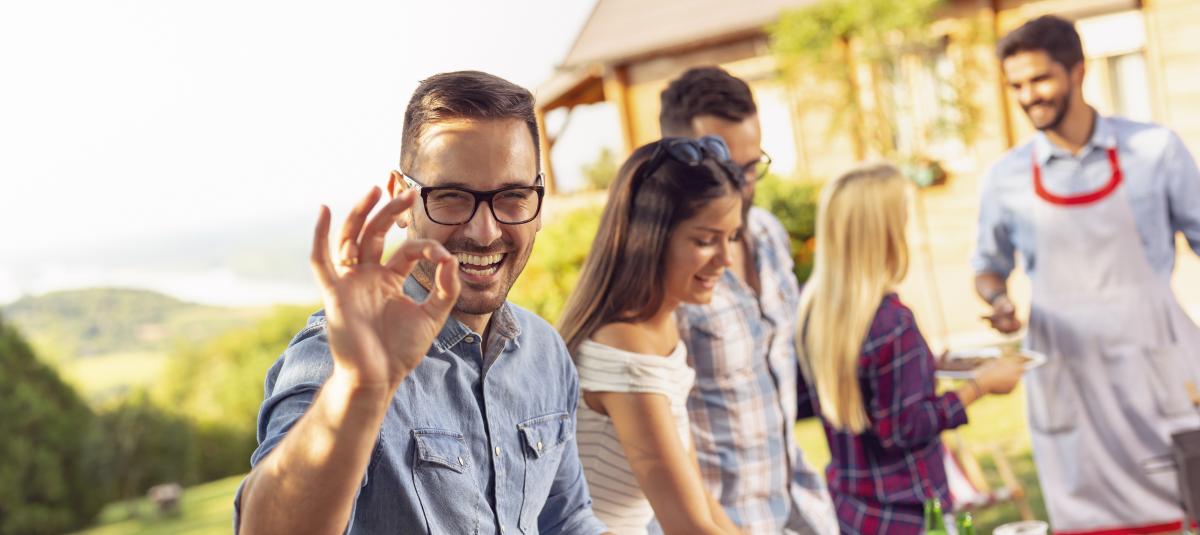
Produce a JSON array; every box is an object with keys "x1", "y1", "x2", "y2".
[{"x1": 973, "y1": 16, "x2": 1200, "y2": 534}]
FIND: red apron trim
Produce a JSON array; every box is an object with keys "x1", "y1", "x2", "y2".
[
  {"x1": 1032, "y1": 147, "x2": 1122, "y2": 206},
  {"x1": 1054, "y1": 519, "x2": 1196, "y2": 535}
]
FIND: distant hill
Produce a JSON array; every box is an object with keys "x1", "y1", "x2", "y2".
[{"x1": 2, "y1": 288, "x2": 264, "y2": 362}]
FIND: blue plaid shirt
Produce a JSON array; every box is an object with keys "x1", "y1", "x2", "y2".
[{"x1": 677, "y1": 207, "x2": 833, "y2": 534}]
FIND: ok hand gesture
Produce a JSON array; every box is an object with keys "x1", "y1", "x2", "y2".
[{"x1": 310, "y1": 186, "x2": 460, "y2": 394}]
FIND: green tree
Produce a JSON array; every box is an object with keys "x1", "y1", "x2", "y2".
[
  {"x1": 0, "y1": 314, "x2": 110, "y2": 534},
  {"x1": 770, "y1": 0, "x2": 963, "y2": 160},
  {"x1": 155, "y1": 305, "x2": 315, "y2": 481},
  {"x1": 94, "y1": 391, "x2": 199, "y2": 505},
  {"x1": 754, "y1": 177, "x2": 821, "y2": 283},
  {"x1": 508, "y1": 204, "x2": 604, "y2": 323},
  {"x1": 581, "y1": 146, "x2": 619, "y2": 191}
]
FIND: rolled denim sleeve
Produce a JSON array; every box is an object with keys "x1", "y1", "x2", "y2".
[
  {"x1": 1164, "y1": 131, "x2": 1200, "y2": 256},
  {"x1": 234, "y1": 313, "x2": 359, "y2": 533},
  {"x1": 538, "y1": 345, "x2": 608, "y2": 535},
  {"x1": 971, "y1": 166, "x2": 1017, "y2": 278}
]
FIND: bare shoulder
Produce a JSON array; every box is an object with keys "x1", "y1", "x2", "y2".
[{"x1": 591, "y1": 322, "x2": 677, "y2": 356}]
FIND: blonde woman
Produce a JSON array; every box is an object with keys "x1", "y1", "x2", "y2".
[{"x1": 795, "y1": 163, "x2": 1024, "y2": 534}]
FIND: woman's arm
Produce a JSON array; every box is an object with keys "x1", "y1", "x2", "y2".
[
  {"x1": 589, "y1": 391, "x2": 734, "y2": 535},
  {"x1": 689, "y1": 439, "x2": 742, "y2": 534},
  {"x1": 868, "y1": 309, "x2": 969, "y2": 450}
]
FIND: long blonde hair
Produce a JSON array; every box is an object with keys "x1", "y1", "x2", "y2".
[{"x1": 796, "y1": 163, "x2": 910, "y2": 433}]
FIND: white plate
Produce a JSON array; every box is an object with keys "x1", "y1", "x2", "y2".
[{"x1": 935, "y1": 347, "x2": 1047, "y2": 379}]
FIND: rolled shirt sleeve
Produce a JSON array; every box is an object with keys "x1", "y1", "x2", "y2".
[
  {"x1": 971, "y1": 166, "x2": 1018, "y2": 278},
  {"x1": 233, "y1": 314, "x2": 370, "y2": 534},
  {"x1": 1164, "y1": 131, "x2": 1200, "y2": 256}
]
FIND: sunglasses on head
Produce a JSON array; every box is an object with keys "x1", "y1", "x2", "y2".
[{"x1": 640, "y1": 135, "x2": 738, "y2": 178}]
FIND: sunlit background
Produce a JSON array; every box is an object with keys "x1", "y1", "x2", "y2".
[
  {"x1": 4, "y1": 0, "x2": 1200, "y2": 533},
  {"x1": 0, "y1": 0, "x2": 616, "y2": 306}
]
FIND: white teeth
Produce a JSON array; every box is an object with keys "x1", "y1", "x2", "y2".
[{"x1": 455, "y1": 253, "x2": 504, "y2": 266}]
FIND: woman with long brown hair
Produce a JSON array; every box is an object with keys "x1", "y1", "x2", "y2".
[{"x1": 558, "y1": 136, "x2": 744, "y2": 535}]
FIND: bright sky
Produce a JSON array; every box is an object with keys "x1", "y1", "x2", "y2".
[{"x1": 0, "y1": 0, "x2": 620, "y2": 305}]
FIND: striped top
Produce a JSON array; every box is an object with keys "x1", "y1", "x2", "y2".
[{"x1": 575, "y1": 339, "x2": 696, "y2": 535}]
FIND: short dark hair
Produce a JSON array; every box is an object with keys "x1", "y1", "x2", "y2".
[
  {"x1": 400, "y1": 70, "x2": 540, "y2": 172},
  {"x1": 997, "y1": 15, "x2": 1085, "y2": 70},
  {"x1": 659, "y1": 66, "x2": 757, "y2": 137}
]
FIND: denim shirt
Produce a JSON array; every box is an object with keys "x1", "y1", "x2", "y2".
[{"x1": 234, "y1": 278, "x2": 606, "y2": 535}]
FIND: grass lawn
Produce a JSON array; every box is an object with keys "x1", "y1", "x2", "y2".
[
  {"x1": 74, "y1": 475, "x2": 241, "y2": 535},
  {"x1": 794, "y1": 383, "x2": 1047, "y2": 533},
  {"x1": 61, "y1": 351, "x2": 168, "y2": 402}
]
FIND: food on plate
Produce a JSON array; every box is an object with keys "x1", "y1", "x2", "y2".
[{"x1": 937, "y1": 350, "x2": 1031, "y2": 372}]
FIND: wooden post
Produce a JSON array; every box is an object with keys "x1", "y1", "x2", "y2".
[
  {"x1": 602, "y1": 64, "x2": 637, "y2": 158},
  {"x1": 534, "y1": 106, "x2": 557, "y2": 195}
]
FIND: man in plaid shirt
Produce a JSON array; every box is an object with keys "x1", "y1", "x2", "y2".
[{"x1": 657, "y1": 67, "x2": 838, "y2": 534}]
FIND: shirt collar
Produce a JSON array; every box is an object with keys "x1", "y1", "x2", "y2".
[
  {"x1": 402, "y1": 276, "x2": 522, "y2": 353},
  {"x1": 1032, "y1": 112, "x2": 1116, "y2": 165}
]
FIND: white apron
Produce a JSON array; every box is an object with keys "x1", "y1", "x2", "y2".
[{"x1": 1024, "y1": 146, "x2": 1200, "y2": 533}]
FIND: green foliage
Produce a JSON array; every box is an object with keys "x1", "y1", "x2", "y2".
[
  {"x1": 2, "y1": 288, "x2": 260, "y2": 361},
  {"x1": 0, "y1": 314, "x2": 110, "y2": 534},
  {"x1": 581, "y1": 147, "x2": 619, "y2": 191},
  {"x1": 155, "y1": 305, "x2": 315, "y2": 479},
  {"x1": 94, "y1": 392, "x2": 199, "y2": 503},
  {"x1": 508, "y1": 204, "x2": 604, "y2": 323},
  {"x1": 770, "y1": 0, "x2": 944, "y2": 158},
  {"x1": 60, "y1": 351, "x2": 169, "y2": 403},
  {"x1": 931, "y1": 17, "x2": 993, "y2": 149},
  {"x1": 754, "y1": 177, "x2": 821, "y2": 283}
]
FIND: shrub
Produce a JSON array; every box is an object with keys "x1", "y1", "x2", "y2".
[
  {"x1": 93, "y1": 392, "x2": 199, "y2": 504},
  {"x1": 581, "y1": 147, "x2": 619, "y2": 191},
  {"x1": 0, "y1": 314, "x2": 110, "y2": 534},
  {"x1": 754, "y1": 176, "x2": 821, "y2": 283},
  {"x1": 508, "y1": 204, "x2": 604, "y2": 324},
  {"x1": 155, "y1": 305, "x2": 315, "y2": 481}
]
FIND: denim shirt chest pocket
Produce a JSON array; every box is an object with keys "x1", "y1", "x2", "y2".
[
  {"x1": 412, "y1": 429, "x2": 484, "y2": 535},
  {"x1": 516, "y1": 412, "x2": 571, "y2": 534}
]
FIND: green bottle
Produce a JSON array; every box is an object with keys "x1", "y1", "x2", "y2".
[
  {"x1": 923, "y1": 498, "x2": 947, "y2": 534},
  {"x1": 955, "y1": 512, "x2": 975, "y2": 535}
]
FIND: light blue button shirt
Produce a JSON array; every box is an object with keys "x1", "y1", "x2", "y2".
[
  {"x1": 233, "y1": 277, "x2": 606, "y2": 535},
  {"x1": 972, "y1": 114, "x2": 1200, "y2": 279}
]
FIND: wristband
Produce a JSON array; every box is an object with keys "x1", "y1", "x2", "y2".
[
  {"x1": 967, "y1": 378, "x2": 984, "y2": 398},
  {"x1": 985, "y1": 290, "x2": 1008, "y2": 306}
]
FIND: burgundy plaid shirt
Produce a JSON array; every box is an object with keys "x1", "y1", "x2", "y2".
[{"x1": 800, "y1": 294, "x2": 967, "y2": 533}]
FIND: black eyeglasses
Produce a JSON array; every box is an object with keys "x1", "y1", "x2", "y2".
[
  {"x1": 401, "y1": 173, "x2": 545, "y2": 225},
  {"x1": 741, "y1": 151, "x2": 772, "y2": 181},
  {"x1": 641, "y1": 135, "x2": 741, "y2": 181}
]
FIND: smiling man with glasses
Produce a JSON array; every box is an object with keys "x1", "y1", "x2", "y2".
[{"x1": 235, "y1": 70, "x2": 609, "y2": 535}]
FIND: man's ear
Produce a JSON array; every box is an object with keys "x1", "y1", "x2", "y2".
[
  {"x1": 388, "y1": 170, "x2": 412, "y2": 229},
  {"x1": 1070, "y1": 61, "x2": 1086, "y2": 89}
]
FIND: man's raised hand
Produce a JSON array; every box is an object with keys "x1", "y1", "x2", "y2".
[{"x1": 309, "y1": 186, "x2": 460, "y2": 394}]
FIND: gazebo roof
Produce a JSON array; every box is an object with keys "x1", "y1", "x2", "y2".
[{"x1": 561, "y1": 0, "x2": 818, "y2": 68}]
